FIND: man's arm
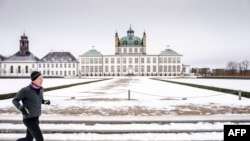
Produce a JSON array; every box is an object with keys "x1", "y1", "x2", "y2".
[{"x1": 12, "y1": 89, "x2": 24, "y2": 110}]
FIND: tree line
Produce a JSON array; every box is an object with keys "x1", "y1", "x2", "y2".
[{"x1": 191, "y1": 60, "x2": 250, "y2": 77}]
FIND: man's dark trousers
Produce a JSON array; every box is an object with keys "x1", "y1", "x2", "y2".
[{"x1": 17, "y1": 117, "x2": 44, "y2": 141}]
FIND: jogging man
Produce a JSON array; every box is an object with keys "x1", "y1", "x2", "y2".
[{"x1": 12, "y1": 71, "x2": 50, "y2": 141}]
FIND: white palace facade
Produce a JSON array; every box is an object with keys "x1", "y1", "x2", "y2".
[
  {"x1": 0, "y1": 33, "x2": 78, "y2": 77},
  {"x1": 79, "y1": 26, "x2": 187, "y2": 76},
  {"x1": 0, "y1": 26, "x2": 189, "y2": 77}
]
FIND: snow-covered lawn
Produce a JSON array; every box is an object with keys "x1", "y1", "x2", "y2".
[
  {"x1": 0, "y1": 78, "x2": 102, "y2": 94},
  {"x1": 1, "y1": 77, "x2": 250, "y2": 116},
  {"x1": 0, "y1": 77, "x2": 250, "y2": 141}
]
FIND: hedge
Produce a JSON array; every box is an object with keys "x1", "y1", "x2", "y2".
[
  {"x1": 151, "y1": 78, "x2": 250, "y2": 98},
  {"x1": 0, "y1": 78, "x2": 111, "y2": 100}
]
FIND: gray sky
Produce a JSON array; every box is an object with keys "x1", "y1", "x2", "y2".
[{"x1": 1, "y1": 0, "x2": 250, "y2": 69}]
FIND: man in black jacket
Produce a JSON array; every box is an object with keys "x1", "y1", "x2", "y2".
[{"x1": 13, "y1": 71, "x2": 50, "y2": 141}]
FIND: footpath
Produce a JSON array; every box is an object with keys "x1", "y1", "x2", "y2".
[{"x1": 0, "y1": 114, "x2": 250, "y2": 141}]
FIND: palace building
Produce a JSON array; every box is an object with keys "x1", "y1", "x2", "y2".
[
  {"x1": 0, "y1": 33, "x2": 78, "y2": 77},
  {"x1": 0, "y1": 26, "x2": 189, "y2": 77},
  {"x1": 79, "y1": 26, "x2": 185, "y2": 76}
]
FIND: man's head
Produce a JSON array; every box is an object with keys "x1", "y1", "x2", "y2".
[{"x1": 31, "y1": 71, "x2": 43, "y2": 86}]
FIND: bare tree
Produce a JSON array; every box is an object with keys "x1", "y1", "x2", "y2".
[
  {"x1": 226, "y1": 61, "x2": 238, "y2": 76},
  {"x1": 238, "y1": 62, "x2": 243, "y2": 75},
  {"x1": 241, "y1": 60, "x2": 249, "y2": 75}
]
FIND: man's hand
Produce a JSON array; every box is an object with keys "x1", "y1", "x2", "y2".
[
  {"x1": 19, "y1": 106, "x2": 30, "y2": 115},
  {"x1": 42, "y1": 99, "x2": 51, "y2": 105}
]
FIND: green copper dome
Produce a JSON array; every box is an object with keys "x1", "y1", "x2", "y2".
[
  {"x1": 159, "y1": 49, "x2": 182, "y2": 56},
  {"x1": 80, "y1": 49, "x2": 102, "y2": 57},
  {"x1": 119, "y1": 25, "x2": 143, "y2": 47},
  {"x1": 119, "y1": 36, "x2": 142, "y2": 46}
]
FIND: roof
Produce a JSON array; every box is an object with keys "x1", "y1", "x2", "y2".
[
  {"x1": 119, "y1": 36, "x2": 142, "y2": 47},
  {"x1": 4, "y1": 51, "x2": 39, "y2": 62},
  {"x1": 0, "y1": 55, "x2": 5, "y2": 61},
  {"x1": 41, "y1": 52, "x2": 77, "y2": 62},
  {"x1": 79, "y1": 49, "x2": 102, "y2": 57},
  {"x1": 159, "y1": 49, "x2": 182, "y2": 56}
]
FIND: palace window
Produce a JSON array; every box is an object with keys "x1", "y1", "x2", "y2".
[
  {"x1": 111, "y1": 66, "x2": 115, "y2": 72},
  {"x1": 164, "y1": 58, "x2": 167, "y2": 63},
  {"x1": 90, "y1": 66, "x2": 93, "y2": 72},
  {"x1": 135, "y1": 48, "x2": 138, "y2": 53},
  {"x1": 123, "y1": 65, "x2": 126, "y2": 72},
  {"x1": 164, "y1": 65, "x2": 167, "y2": 72},
  {"x1": 153, "y1": 57, "x2": 156, "y2": 63},
  {"x1": 10, "y1": 66, "x2": 13, "y2": 73},
  {"x1": 123, "y1": 58, "x2": 126, "y2": 63},
  {"x1": 147, "y1": 65, "x2": 150, "y2": 72},
  {"x1": 81, "y1": 58, "x2": 85, "y2": 64},
  {"x1": 168, "y1": 57, "x2": 171, "y2": 63},
  {"x1": 25, "y1": 66, "x2": 28, "y2": 73},
  {"x1": 173, "y1": 65, "x2": 176, "y2": 72},
  {"x1": 140, "y1": 48, "x2": 143, "y2": 53},
  {"x1": 159, "y1": 65, "x2": 163, "y2": 72},
  {"x1": 18, "y1": 66, "x2": 21, "y2": 73},
  {"x1": 86, "y1": 66, "x2": 89, "y2": 72},
  {"x1": 159, "y1": 58, "x2": 163, "y2": 63},
  {"x1": 117, "y1": 66, "x2": 120, "y2": 72},
  {"x1": 177, "y1": 65, "x2": 181, "y2": 72},
  {"x1": 129, "y1": 58, "x2": 132, "y2": 64},
  {"x1": 153, "y1": 65, "x2": 157, "y2": 72},
  {"x1": 147, "y1": 57, "x2": 150, "y2": 63},
  {"x1": 105, "y1": 58, "x2": 109, "y2": 63},
  {"x1": 141, "y1": 66, "x2": 145, "y2": 72},
  {"x1": 173, "y1": 57, "x2": 176, "y2": 63},
  {"x1": 129, "y1": 48, "x2": 132, "y2": 53},
  {"x1": 94, "y1": 58, "x2": 98, "y2": 64},
  {"x1": 95, "y1": 66, "x2": 98, "y2": 72},
  {"x1": 135, "y1": 58, "x2": 138, "y2": 63},
  {"x1": 99, "y1": 66, "x2": 103, "y2": 72},
  {"x1": 117, "y1": 58, "x2": 120, "y2": 64},
  {"x1": 177, "y1": 57, "x2": 180, "y2": 63},
  {"x1": 105, "y1": 66, "x2": 109, "y2": 72},
  {"x1": 135, "y1": 65, "x2": 138, "y2": 72},
  {"x1": 168, "y1": 66, "x2": 171, "y2": 72}
]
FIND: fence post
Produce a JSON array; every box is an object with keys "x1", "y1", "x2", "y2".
[
  {"x1": 238, "y1": 90, "x2": 241, "y2": 100},
  {"x1": 128, "y1": 90, "x2": 130, "y2": 100}
]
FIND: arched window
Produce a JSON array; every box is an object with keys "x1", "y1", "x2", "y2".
[
  {"x1": 177, "y1": 65, "x2": 181, "y2": 72},
  {"x1": 18, "y1": 66, "x2": 21, "y2": 73},
  {"x1": 10, "y1": 66, "x2": 14, "y2": 73},
  {"x1": 173, "y1": 65, "x2": 176, "y2": 72},
  {"x1": 168, "y1": 66, "x2": 171, "y2": 72},
  {"x1": 25, "y1": 66, "x2": 28, "y2": 73}
]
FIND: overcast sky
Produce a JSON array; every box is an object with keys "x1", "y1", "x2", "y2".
[{"x1": 1, "y1": 0, "x2": 250, "y2": 68}]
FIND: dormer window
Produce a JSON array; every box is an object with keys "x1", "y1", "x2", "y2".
[
  {"x1": 134, "y1": 40, "x2": 138, "y2": 45},
  {"x1": 123, "y1": 41, "x2": 127, "y2": 45}
]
